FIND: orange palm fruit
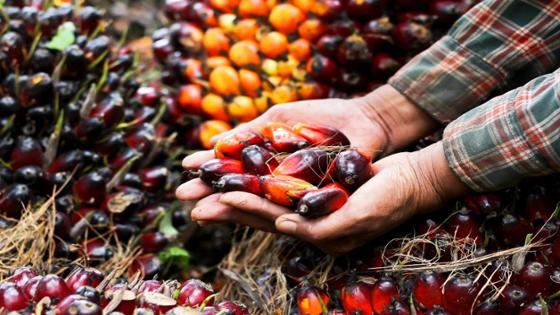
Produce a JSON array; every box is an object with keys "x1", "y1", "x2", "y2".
[
  {"x1": 297, "y1": 81, "x2": 330, "y2": 100},
  {"x1": 214, "y1": 130, "x2": 264, "y2": 159},
  {"x1": 201, "y1": 94, "x2": 229, "y2": 121},
  {"x1": 259, "y1": 175, "x2": 317, "y2": 207},
  {"x1": 210, "y1": 66, "x2": 240, "y2": 96},
  {"x1": 273, "y1": 148, "x2": 332, "y2": 185},
  {"x1": 238, "y1": 0, "x2": 270, "y2": 17},
  {"x1": 290, "y1": 0, "x2": 316, "y2": 12},
  {"x1": 260, "y1": 122, "x2": 309, "y2": 152},
  {"x1": 234, "y1": 19, "x2": 259, "y2": 40},
  {"x1": 295, "y1": 183, "x2": 349, "y2": 218},
  {"x1": 177, "y1": 84, "x2": 203, "y2": 114},
  {"x1": 209, "y1": 0, "x2": 240, "y2": 12},
  {"x1": 196, "y1": 158, "x2": 244, "y2": 185},
  {"x1": 289, "y1": 38, "x2": 312, "y2": 62},
  {"x1": 227, "y1": 96, "x2": 259, "y2": 122},
  {"x1": 269, "y1": 4, "x2": 305, "y2": 34},
  {"x1": 213, "y1": 173, "x2": 262, "y2": 195},
  {"x1": 271, "y1": 85, "x2": 298, "y2": 104},
  {"x1": 199, "y1": 120, "x2": 232, "y2": 149},
  {"x1": 239, "y1": 69, "x2": 262, "y2": 98},
  {"x1": 183, "y1": 59, "x2": 204, "y2": 82},
  {"x1": 228, "y1": 40, "x2": 261, "y2": 67},
  {"x1": 277, "y1": 56, "x2": 299, "y2": 79},
  {"x1": 206, "y1": 56, "x2": 231, "y2": 69},
  {"x1": 296, "y1": 285, "x2": 329, "y2": 315},
  {"x1": 292, "y1": 122, "x2": 350, "y2": 146},
  {"x1": 259, "y1": 31, "x2": 289, "y2": 58},
  {"x1": 241, "y1": 145, "x2": 279, "y2": 175},
  {"x1": 298, "y1": 19, "x2": 327, "y2": 43},
  {"x1": 254, "y1": 94, "x2": 272, "y2": 114},
  {"x1": 203, "y1": 28, "x2": 230, "y2": 56}
]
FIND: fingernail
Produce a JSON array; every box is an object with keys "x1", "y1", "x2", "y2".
[
  {"x1": 191, "y1": 207, "x2": 202, "y2": 220},
  {"x1": 277, "y1": 219, "x2": 297, "y2": 233}
]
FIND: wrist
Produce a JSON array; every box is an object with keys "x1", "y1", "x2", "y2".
[{"x1": 359, "y1": 84, "x2": 440, "y2": 154}]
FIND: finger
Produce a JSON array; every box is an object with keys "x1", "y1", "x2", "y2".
[
  {"x1": 175, "y1": 178, "x2": 213, "y2": 201},
  {"x1": 219, "y1": 192, "x2": 291, "y2": 221},
  {"x1": 182, "y1": 150, "x2": 215, "y2": 169},
  {"x1": 274, "y1": 209, "x2": 357, "y2": 242},
  {"x1": 191, "y1": 201, "x2": 276, "y2": 232}
]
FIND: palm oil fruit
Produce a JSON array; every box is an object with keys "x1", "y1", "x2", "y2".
[
  {"x1": 213, "y1": 173, "x2": 262, "y2": 195},
  {"x1": 292, "y1": 122, "x2": 350, "y2": 146},
  {"x1": 260, "y1": 122, "x2": 309, "y2": 152},
  {"x1": 214, "y1": 131, "x2": 264, "y2": 159},
  {"x1": 260, "y1": 175, "x2": 317, "y2": 207},
  {"x1": 295, "y1": 183, "x2": 348, "y2": 218},
  {"x1": 195, "y1": 158, "x2": 245, "y2": 185},
  {"x1": 334, "y1": 148, "x2": 372, "y2": 192},
  {"x1": 273, "y1": 148, "x2": 332, "y2": 185}
]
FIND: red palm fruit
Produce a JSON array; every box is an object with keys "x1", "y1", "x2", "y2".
[
  {"x1": 178, "y1": 279, "x2": 214, "y2": 307},
  {"x1": 82, "y1": 239, "x2": 114, "y2": 262},
  {"x1": 213, "y1": 173, "x2": 262, "y2": 195},
  {"x1": 296, "y1": 286, "x2": 329, "y2": 315},
  {"x1": 74, "y1": 286, "x2": 101, "y2": 304},
  {"x1": 337, "y1": 35, "x2": 372, "y2": 68},
  {"x1": 11, "y1": 137, "x2": 44, "y2": 169},
  {"x1": 372, "y1": 278, "x2": 400, "y2": 314},
  {"x1": 311, "y1": 0, "x2": 344, "y2": 21},
  {"x1": 295, "y1": 183, "x2": 348, "y2": 218},
  {"x1": 392, "y1": 21, "x2": 433, "y2": 52},
  {"x1": 178, "y1": 84, "x2": 203, "y2": 115},
  {"x1": 497, "y1": 213, "x2": 533, "y2": 246},
  {"x1": 260, "y1": 122, "x2": 309, "y2": 152},
  {"x1": 346, "y1": 0, "x2": 385, "y2": 21},
  {"x1": 56, "y1": 297, "x2": 102, "y2": 315},
  {"x1": 514, "y1": 261, "x2": 552, "y2": 298},
  {"x1": 371, "y1": 53, "x2": 401, "y2": 80},
  {"x1": 524, "y1": 191, "x2": 556, "y2": 223},
  {"x1": 551, "y1": 235, "x2": 560, "y2": 266},
  {"x1": 217, "y1": 301, "x2": 249, "y2": 315},
  {"x1": 260, "y1": 175, "x2": 317, "y2": 207},
  {"x1": 104, "y1": 286, "x2": 136, "y2": 314},
  {"x1": 306, "y1": 54, "x2": 338, "y2": 82},
  {"x1": 316, "y1": 35, "x2": 343, "y2": 58},
  {"x1": 129, "y1": 255, "x2": 162, "y2": 279},
  {"x1": 380, "y1": 300, "x2": 410, "y2": 315},
  {"x1": 273, "y1": 148, "x2": 331, "y2": 185},
  {"x1": 335, "y1": 149, "x2": 373, "y2": 192},
  {"x1": 89, "y1": 96, "x2": 125, "y2": 128},
  {"x1": 519, "y1": 300, "x2": 547, "y2": 315},
  {"x1": 9, "y1": 267, "x2": 37, "y2": 289},
  {"x1": 414, "y1": 271, "x2": 443, "y2": 311},
  {"x1": 241, "y1": 145, "x2": 279, "y2": 175},
  {"x1": 139, "y1": 232, "x2": 169, "y2": 253},
  {"x1": 499, "y1": 285, "x2": 529, "y2": 313},
  {"x1": 445, "y1": 209, "x2": 483, "y2": 243},
  {"x1": 47, "y1": 150, "x2": 84, "y2": 174},
  {"x1": 138, "y1": 280, "x2": 162, "y2": 294},
  {"x1": 214, "y1": 131, "x2": 264, "y2": 159},
  {"x1": 0, "y1": 184, "x2": 32, "y2": 218},
  {"x1": 73, "y1": 171, "x2": 107, "y2": 205},
  {"x1": 341, "y1": 279, "x2": 374, "y2": 314},
  {"x1": 139, "y1": 166, "x2": 169, "y2": 193},
  {"x1": 195, "y1": 158, "x2": 244, "y2": 185},
  {"x1": 292, "y1": 123, "x2": 350, "y2": 147},
  {"x1": 22, "y1": 276, "x2": 42, "y2": 300},
  {"x1": 138, "y1": 292, "x2": 177, "y2": 314},
  {"x1": 35, "y1": 274, "x2": 72, "y2": 302},
  {"x1": 442, "y1": 275, "x2": 481, "y2": 315},
  {"x1": 0, "y1": 283, "x2": 27, "y2": 311},
  {"x1": 474, "y1": 301, "x2": 500, "y2": 315},
  {"x1": 135, "y1": 86, "x2": 160, "y2": 107},
  {"x1": 66, "y1": 267, "x2": 104, "y2": 291},
  {"x1": 464, "y1": 193, "x2": 503, "y2": 215}
]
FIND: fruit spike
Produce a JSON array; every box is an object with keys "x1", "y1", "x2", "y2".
[
  {"x1": 260, "y1": 122, "x2": 309, "y2": 152},
  {"x1": 335, "y1": 148, "x2": 373, "y2": 192},
  {"x1": 213, "y1": 173, "x2": 262, "y2": 196},
  {"x1": 195, "y1": 158, "x2": 245, "y2": 185},
  {"x1": 214, "y1": 130, "x2": 264, "y2": 159},
  {"x1": 296, "y1": 285, "x2": 329, "y2": 315},
  {"x1": 273, "y1": 148, "x2": 332, "y2": 186},
  {"x1": 240, "y1": 145, "x2": 279, "y2": 175},
  {"x1": 292, "y1": 123, "x2": 350, "y2": 147},
  {"x1": 295, "y1": 183, "x2": 348, "y2": 218},
  {"x1": 260, "y1": 175, "x2": 317, "y2": 207}
]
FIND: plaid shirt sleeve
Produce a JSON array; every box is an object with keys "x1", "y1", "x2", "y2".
[
  {"x1": 443, "y1": 69, "x2": 560, "y2": 191},
  {"x1": 388, "y1": 0, "x2": 560, "y2": 124}
]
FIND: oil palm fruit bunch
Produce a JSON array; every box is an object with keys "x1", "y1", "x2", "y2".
[
  {"x1": 188, "y1": 122, "x2": 373, "y2": 218},
  {"x1": 0, "y1": 0, "x2": 203, "y2": 273},
  {"x1": 0, "y1": 266, "x2": 248, "y2": 314},
  {"x1": 154, "y1": 0, "x2": 478, "y2": 149}
]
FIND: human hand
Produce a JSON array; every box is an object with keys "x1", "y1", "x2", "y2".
[{"x1": 203, "y1": 142, "x2": 471, "y2": 255}]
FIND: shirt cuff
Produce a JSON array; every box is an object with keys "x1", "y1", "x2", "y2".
[
  {"x1": 388, "y1": 35, "x2": 508, "y2": 124},
  {"x1": 442, "y1": 86, "x2": 553, "y2": 192}
]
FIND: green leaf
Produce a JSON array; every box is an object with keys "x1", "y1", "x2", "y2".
[
  {"x1": 158, "y1": 246, "x2": 190, "y2": 272},
  {"x1": 46, "y1": 22, "x2": 76, "y2": 51},
  {"x1": 158, "y1": 208, "x2": 179, "y2": 239}
]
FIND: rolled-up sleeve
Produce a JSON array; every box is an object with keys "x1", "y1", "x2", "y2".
[
  {"x1": 389, "y1": 0, "x2": 560, "y2": 124},
  {"x1": 443, "y1": 69, "x2": 560, "y2": 191}
]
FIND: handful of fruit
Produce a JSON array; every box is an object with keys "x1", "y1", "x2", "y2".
[
  {"x1": 0, "y1": 266, "x2": 248, "y2": 314},
  {"x1": 189, "y1": 122, "x2": 373, "y2": 217}
]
